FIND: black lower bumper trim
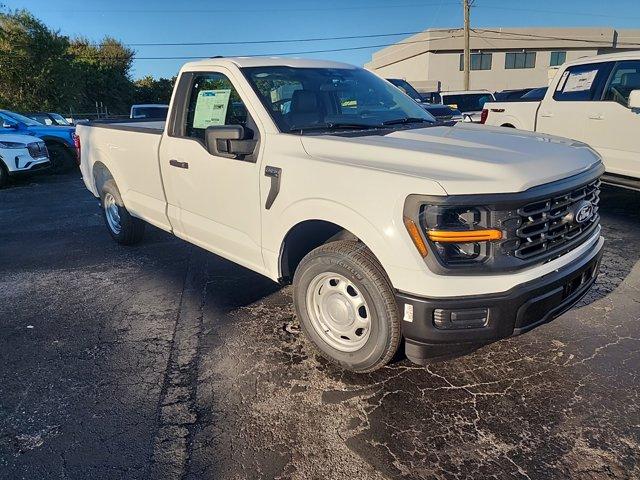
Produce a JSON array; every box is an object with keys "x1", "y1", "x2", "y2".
[
  {"x1": 8, "y1": 161, "x2": 51, "y2": 177},
  {"x1": 397, "y1": 239, "x2": 603, "y2": 363}
]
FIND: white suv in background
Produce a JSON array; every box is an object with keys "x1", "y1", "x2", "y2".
[{"x1": 0, "y1": 134, "x2": 50, "y2": 187}]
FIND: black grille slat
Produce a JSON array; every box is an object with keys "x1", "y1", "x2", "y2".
[{"x1": 512, "y1": 179, "x2": 600, "y2": 261}]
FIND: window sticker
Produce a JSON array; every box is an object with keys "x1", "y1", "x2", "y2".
[
  {"x1": 561, "y1": 69, "x2": 598, "y2": 93},
  {"x1": 193, "y1": 89, "x2": 231, "y2": 128}
]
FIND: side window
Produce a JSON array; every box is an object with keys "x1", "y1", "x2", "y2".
[
  {"x1": 185, "y1": 72, "x2": 247, "y2": 141},
  {"x1": 553, "y1": 62, "x2": 613, "y2": 102},
  {"x1": 602, "y1": 61, "x2": 640, "y2": 108}
]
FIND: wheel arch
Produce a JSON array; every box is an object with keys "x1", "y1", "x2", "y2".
[
  {"x1": 92, "y1": 161, "x2": 114, "y2": 194},
  {"x1": 40, "y1": 135, "x2": 73, "y2": 149},
  {"x1": 278, "y1": 220, "x2": 360, "y2": 283}
]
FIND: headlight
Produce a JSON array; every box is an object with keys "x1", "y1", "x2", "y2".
[
  {"x1": 0, "y1": 140, "x2": 27, "y2": 149},
  {"x1": 404, "y1": 204, "x2": 503, "y2": 267}
]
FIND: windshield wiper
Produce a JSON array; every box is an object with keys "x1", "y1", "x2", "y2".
[
  {"x1": 381, "y1": 117, "x2": 433, "y2": 126},
  {"x1": 289, "y1": 122, "x2": 380, "y2": 133}
]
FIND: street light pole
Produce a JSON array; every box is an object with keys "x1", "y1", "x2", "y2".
[{"x1": 463, "y1": 0, "x2": 471, "y2": 90}]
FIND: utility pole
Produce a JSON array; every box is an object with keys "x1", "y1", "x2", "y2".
[{"x1": 463, "y1": 0, "x2": 471, "y2": 90}]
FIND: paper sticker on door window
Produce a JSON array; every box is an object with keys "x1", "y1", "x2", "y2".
[
  {"x1": 193, "y1": 89, "x2": 231, "y2": 128},
  {"x1": 562, "y1": 69, "x2": 598, "y2": 93}
]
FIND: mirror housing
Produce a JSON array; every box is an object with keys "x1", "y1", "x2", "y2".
[
  {"x1": 204, "y1": 125, "x2": 257, "y2": 159},
  {"x1": 629, "y1": 90, "x2": 640, "y2": 110}
]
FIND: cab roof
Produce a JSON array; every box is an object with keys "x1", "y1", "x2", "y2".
[
  {"x1": 181, "y1": 56, "x2": 358, "y2": 71},
  {"x1": 564, "y1": 50, "x2": 640, "y2": 66}
]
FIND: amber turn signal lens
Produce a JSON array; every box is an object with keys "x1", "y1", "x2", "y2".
[
  {"x1": 403, "y1": 217, "x2": 429, "y2": 257},
  {"x1": 427, "y1": 229, "x2": 503, "y2": 243}
]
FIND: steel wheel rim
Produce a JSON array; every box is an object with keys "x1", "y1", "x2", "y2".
[
  {"x1": 104, "y1": 193, "x2": 122, "y2": 234},
  {"x1": 305, "y1": 272, "x2": 371, "y2": 352}
]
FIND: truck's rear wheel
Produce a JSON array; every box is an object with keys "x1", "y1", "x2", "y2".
[
  {"x1": 293, "y1": 241, "x2": 400, "y2": 373},
  {"x1": 99, "y1": 179, "x2": 145, "y2": 245}
]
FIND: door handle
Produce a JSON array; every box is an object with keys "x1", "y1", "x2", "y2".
[
  {"x1": 539, "y1": 111, "x2": 554, "y2": 118},
  {"x1": 588, "y1": 113, "x2": 604, "y2": 120},
  {"x1": 169, "y1": 159, "x2": 189, "y2": 169}
]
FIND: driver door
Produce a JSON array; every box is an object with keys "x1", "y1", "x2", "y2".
[
  {"x1": 159, "y1": 69, "x2": 265, "y2": 272},
  {"x1": 585, "y1": 60, "x2": 640, "y2": 178}
]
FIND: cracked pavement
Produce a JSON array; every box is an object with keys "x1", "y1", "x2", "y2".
[{"x1": 1, "y1": 173, "x2": 639, "y2": 479}]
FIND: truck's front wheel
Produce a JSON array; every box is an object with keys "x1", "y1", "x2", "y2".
[
  {"x1": 293, "y1": 241, "x2": 400, "y2": 373},
  {"x1": 100, "y1": 179, "x2": 145, "y2": 245}
]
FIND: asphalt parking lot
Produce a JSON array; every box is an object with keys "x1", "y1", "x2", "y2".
[{"x1": 1, "y1": 172, "x2": 639, "y2": 480}]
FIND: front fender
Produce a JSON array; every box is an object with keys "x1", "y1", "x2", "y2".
[{"x1": 263, "y1": 196, "x2": 424, "y2": 288}]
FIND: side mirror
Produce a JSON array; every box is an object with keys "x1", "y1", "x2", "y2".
[
  {"x1": 205, "y1": 125, "x2": 257, "y2": 159},
  {"x1": 2, "y1": 121, "x2": 17, "y2": 129},
  {"x1": 629, "y1": 90, "x2": 640, "y2": 110}
]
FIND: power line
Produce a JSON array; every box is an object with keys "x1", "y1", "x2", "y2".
[
  {"x1": 41, "y1": 1, "x2": 459, "y2": 14},
  {"x1": 112, "y1": 31, "x2": 425, "y2": 47},
  {"x1": 73, "y1": 29, "x2": 640, "y2": 62},
  {"x1": 474, "y1": 29, "x2": 640, "y2": 47},
  {"x1": 73, "y1": 33, "x2": 465, "y2": 61},
  {"x1": 476, "y1": 4, "x2": 640, "y2": 21}
]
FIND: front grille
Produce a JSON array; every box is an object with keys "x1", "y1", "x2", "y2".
[
  {"x1": 27, "y1": 142, "x2": 48, "y2": 159},
  {"x1": 512, "y1": 179, "x2": 600, "y2": 260}
]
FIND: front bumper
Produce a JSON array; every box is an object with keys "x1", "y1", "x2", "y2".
[
  {"x1": 6, "y1": 155, "x2": 51, "y2": 176},
  {"x1": 397, "y1": 237, "x2": 604, "y2": 364}
]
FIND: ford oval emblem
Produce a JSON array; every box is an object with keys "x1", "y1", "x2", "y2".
[{"x1": 574, "y1": 200, "x2": 594, "y2": 224}]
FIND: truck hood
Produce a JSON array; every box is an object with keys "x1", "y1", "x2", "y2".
[{"x1": 299, "y1": 123, "x2": 602, "y2": 195}]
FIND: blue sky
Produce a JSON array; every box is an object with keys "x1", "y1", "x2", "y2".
[{"x1": 6, "y1": 0, "x2": 640, "y2": 79}]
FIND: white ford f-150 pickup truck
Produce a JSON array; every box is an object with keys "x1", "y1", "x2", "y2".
[
  {"x1": 78, "y1": 57, "x2": 604, "y2": 372},
  {"x1": 482, "y1": 51, "x2": 640, "y2": 190}
]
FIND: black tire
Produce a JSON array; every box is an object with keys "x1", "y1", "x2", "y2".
[
  {"x1": 0, "y1": 163, "x2": 8, "y2": 188},
  {"x1": 293, "y1": 240, "x2": 401, "y2": 373},
  {"x1": 46, "y1": 142, "x2": 76, "y2": 174},
  {"x1": 99, "y1": 178, "x2": 145, "y2": 245}
]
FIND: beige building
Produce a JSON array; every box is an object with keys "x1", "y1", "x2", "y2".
[{"x1": 365, "y1": 27, "x2": 640, "y2": 93}]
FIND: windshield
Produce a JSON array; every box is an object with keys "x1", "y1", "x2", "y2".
[
  {"x1": 387, "y1": 79, "x2": 423, "y2": 101},
  {"x1": 242, "y1": 66, "x2": 435, "y2": 133},
  {"x1": 49, "y1": 113, "x2": 71, "y2": 125},
  {"x1": 27, "y1": 113, "x2": 51, "y2": 125},
  {"x1": 441, "y1": 93, "x2": 493, "y2": 112},
  {"x1": 2, "y1": 110, "x2": 43, "y2": 126}
]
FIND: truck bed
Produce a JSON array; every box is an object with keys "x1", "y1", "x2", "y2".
[
  {"x1": 80, "y1": 118, "x2": 165, "y2": 134},
  {"x1": 77, "y1": 119, "x2": 171, "y2": 231},
  {"x1": 483, "y1": 101, "x2": 541, "y2": 131}
]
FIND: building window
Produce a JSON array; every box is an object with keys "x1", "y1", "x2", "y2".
[
  {"x1": 505, "y1": 52, "x2": 536, "y2": 69},
  {"x1": 459, "y1": 53, "x2": 492, "y2": 71},
  {"x1": 550, "y1": 51, "x2": 567, "y2": 67}
]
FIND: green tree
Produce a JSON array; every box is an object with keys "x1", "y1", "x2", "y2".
[
  {"x1": 133, "y1": 76, "x2": 176, "y2": 105},
  {"x1": 0, "y1": 10, "x2": 74, "y2": 111},
  {"x1": 68, "y1": 37, "x2": 136, "y2": 114}
]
